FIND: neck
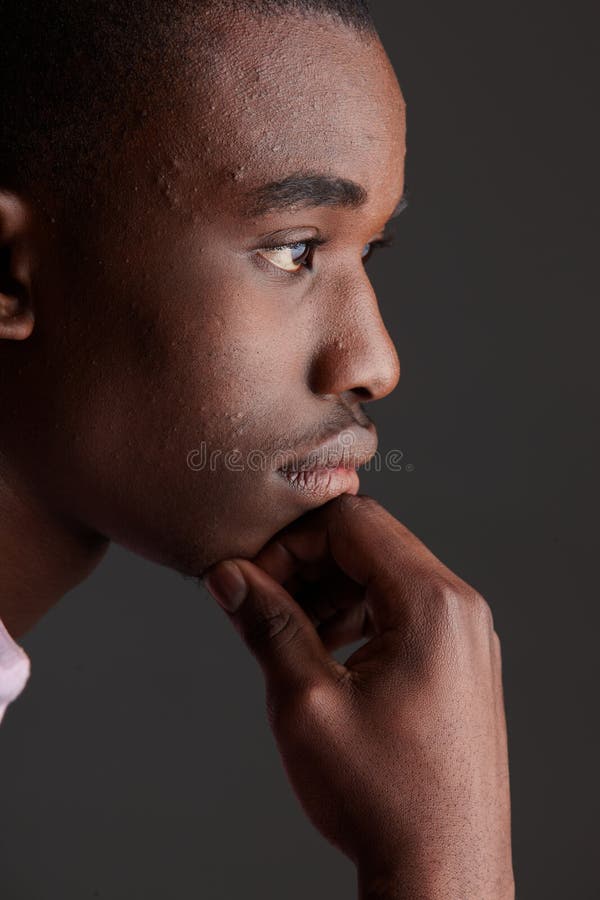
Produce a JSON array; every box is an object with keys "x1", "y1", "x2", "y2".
[{"x1": 0, "y1": 467, "x2": 109, "y2": 640}]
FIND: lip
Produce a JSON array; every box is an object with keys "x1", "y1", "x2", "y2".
[{"x1": 276, "y1": 423, "x2": 378, "y2": 505}]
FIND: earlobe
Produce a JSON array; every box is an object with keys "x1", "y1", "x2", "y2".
[
  {"x1": 0, "y1": 191, "x2": 35, "y2": 341},
  {"x1": 0, "y1": 293, "x2": 34, "y2": 340}
]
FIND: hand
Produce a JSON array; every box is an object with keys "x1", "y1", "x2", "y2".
[{"x1": 204, "y1": 495, "x2": 514, "y2": 900}]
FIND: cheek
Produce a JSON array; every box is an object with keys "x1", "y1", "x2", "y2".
[
  {"x1": 54, "y1": 196, "x2": 314, "y2": 449},
  {"x1": 33, "y1": 214, "x2": 326, "y2": 563},
  {"x1": 135, "y1": 284, "x2": 301, "y2": 447},
  {"x1": 65, "y1": 251, "x2": 309, "y2": 471},
  {"x1": 104, "y1": 282, "x2": 317, "y2": 566},
  {"x1": 138, "y1": 251, "x2": 316, "y2": 445},
  {"x1": 31, "y1": 270, "x2": 308, "y2": 567}
]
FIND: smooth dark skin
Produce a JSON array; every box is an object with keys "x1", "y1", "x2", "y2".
[{"x1": 0, "y1": 11, "x2": 513, "y2": 898}]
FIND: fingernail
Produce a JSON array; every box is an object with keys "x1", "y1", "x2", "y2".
[{"x1": 204, "y1": 561, "x2": 247, "y2": 613}]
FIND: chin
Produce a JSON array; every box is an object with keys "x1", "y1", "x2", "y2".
[
  {"x1": 137, "y1": 508, "x2": 297, "y2": 580},
  {"x1": 114, "y1": 471, "x2": 317, "y2": 577}
]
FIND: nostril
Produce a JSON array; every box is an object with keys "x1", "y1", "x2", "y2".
[
  {"x1": 352, "y1": 386, "x2": 374, "y2": 402},
  {"x1": 0, "y1": 246, "x2": 26, "y2": 302}
]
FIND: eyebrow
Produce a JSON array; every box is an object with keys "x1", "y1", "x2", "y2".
[
  {"x1": 244, "y1": 173, "x2": 367, "y2": 217},
  {"x1": 244, "y1": 172, "x2": 408, "y2": 222}
]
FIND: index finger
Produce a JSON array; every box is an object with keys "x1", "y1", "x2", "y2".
[{"x1": 254, "y1": 494, "x2": 455, "y2": 632}]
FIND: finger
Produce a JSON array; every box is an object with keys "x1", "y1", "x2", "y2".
[
  {"x1": 253, "y1": 530, "x2": 332, "y2": 585},
  {"x1": 275, "y1": 494, "x2": 456, "y2": 633},
  {"x1": 203, "y1": 558, "x2": 343, "y2": 692},
  {"x1": 252, "y1": 539, "x2": 298, "y2": 584},
  {"x1": 318, "y1": 601, "x2": 374, "y2": 652},
  {"x1": 252, "y1": 538, "x2": 369, "y2": 644},
  {"x1": 293, "y1": 572, "x2": 369, "y2": 647}
]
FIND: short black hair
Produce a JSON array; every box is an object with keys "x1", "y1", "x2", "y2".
[{"x1": 0, "y1": 0, "x2": 375, "y2": 206}]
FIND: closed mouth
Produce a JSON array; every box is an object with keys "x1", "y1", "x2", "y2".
[{"x1": 276, "y1": 423, "x2": 378, "y2": 479}]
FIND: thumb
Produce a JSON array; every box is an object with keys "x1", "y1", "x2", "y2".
[{"x1": 203, "y1": 558, "x2": 337, "y2": 692}]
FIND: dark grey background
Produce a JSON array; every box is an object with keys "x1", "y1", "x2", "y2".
[{"x1": 2, "y1": 1, "x2": 598, "y2": 897}]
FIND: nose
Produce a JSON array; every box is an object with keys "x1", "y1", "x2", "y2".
[{"x1": 307, "y1": 271, "x2": 400, "y2": 403}]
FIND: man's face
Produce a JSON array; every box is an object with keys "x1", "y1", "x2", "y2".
[{"x1": 8, "y1": 14, "x2": 406, "y2": 575}]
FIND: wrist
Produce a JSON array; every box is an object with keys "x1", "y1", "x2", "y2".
[{"x1": 357, "y1": 856, "x2": 515, "y2": 900}]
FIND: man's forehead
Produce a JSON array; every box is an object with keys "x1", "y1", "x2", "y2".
[
  {"x1": 175, "y1": 13, "x2": 405, "y2": 157},
  {"x1": 131, "y1": 14, "x2": 406, "y2": 219}
]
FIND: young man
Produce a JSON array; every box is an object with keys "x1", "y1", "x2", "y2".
[{"x1": 0, "y1": 1, "x2": 514, "y2": 896}]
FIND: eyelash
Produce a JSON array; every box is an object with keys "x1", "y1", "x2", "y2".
[
  {"x1": 361, "y1": 235, "x2": 395, "y2": 263},
  {"x1": 259, "y1": 235, "x2": 394, "y2": 275}
]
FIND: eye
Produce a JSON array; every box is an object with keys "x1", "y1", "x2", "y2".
[
  {"x1": 362, "y1": 236, "x2": 394, "y2": 264},
  {"x1": 257, "y1": 241, "x2": 313, "y2": 273}
]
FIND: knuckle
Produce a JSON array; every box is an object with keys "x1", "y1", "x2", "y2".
[
  {"x1": 268, "y1": 678, "x2": 339, "y2": 735},
  {"x1": 398, "y1": 573, "x2": 497, "y2": 677},
  {"x1": 423, "y1": 576, "x2": 494, "y2": 636},
  {"x1": 244, "y1": 608, "x2": 301, "y2": 650},
  {"x1": 462, "y1": 586, "x2": 494, "y2": 631},
  {"x1": 427, "y1": 575, "x2": 464, "y2": 623},
  {"x1": 295, "y1": 679, "x2": 337, "y2": 716}
]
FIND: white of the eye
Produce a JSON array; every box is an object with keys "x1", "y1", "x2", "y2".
[{"x1": 259, "y1": 244, "x2": 306, "y2": 272}]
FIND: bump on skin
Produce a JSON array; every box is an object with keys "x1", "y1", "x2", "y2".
[{"x1": 0, "y1": 0, "x2": 375, "y2": 207}]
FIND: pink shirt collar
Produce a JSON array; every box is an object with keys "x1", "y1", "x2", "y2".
[{"x1": 0, "y1": 617, "x2": 30, "y2": 724}]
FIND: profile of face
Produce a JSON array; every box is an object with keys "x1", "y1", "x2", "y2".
[{"x1": 0, "y1": 12, "x2": 406, "y2": 576}]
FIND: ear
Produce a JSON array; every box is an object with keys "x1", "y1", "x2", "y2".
[{"x1": 0, "y1": 190, "x2": 35, "y2": 341}]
